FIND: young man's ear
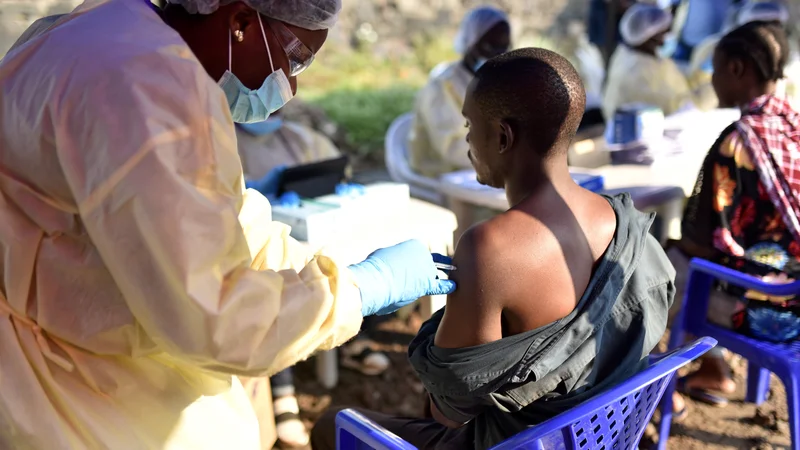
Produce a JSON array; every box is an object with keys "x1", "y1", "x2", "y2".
[{"x1": 498, "y1": 120, "x2": 514, "y2": 154}]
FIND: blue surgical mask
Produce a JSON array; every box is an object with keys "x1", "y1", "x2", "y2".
[
  {"x1": 473, "y1": 57, "x2": 488, "y2": 72},
  {"x1": 701, "y1": 56, "x2": 714, "y2": 74},
  {"x1": 219, "y1": 15, "x2": 294, "y2": 124}
]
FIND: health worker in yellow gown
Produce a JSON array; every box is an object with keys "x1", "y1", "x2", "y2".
[
  {"x1": 408, "y1": 6, "x2": 511, "y2": 178},
  {"x1": 603, "y1": 3, "x2": 696, "y2": 120}
]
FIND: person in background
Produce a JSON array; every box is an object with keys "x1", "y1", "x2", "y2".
[
  {"x1": 587, "y1": 0, "x2": 631, "y2": 56},
  {"x1": 603, "y1": 3, "x2": 696, "y2": 121},
  {"x1": 688, "y1": 0, "x2": 796, "y2": 111},
  {"x1": 736, "y1": 1, "x2": 799, "y2": 108},
  {"x1": 311, "y1": 48, "x2": 674, "y2": 450},
  {"x1": 672, "y1": 0, "x2": 739, "y2": 62},
  {"x1": 588, "y1": 0, "x2": 677, "y2": 63},
  {"x1": 237, "y1": 114, "x2": 340, "y2": 181},
  {"x1": 669, "y1": 21, "x2": 798, "y2": 413},
  {"x1": 408, "y1": 6, "x2": 510, "y2": 178}
]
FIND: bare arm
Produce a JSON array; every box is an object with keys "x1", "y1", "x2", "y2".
[{"x1": 434, "y1": 226, "x2": 506, "y2": 349}]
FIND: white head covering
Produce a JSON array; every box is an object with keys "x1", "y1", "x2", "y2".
[
  {"x1": 736, "y1": 1, "x2": 789, "y2": 26},
  {"x1": 165, "y1": 0, "x2": 341, "y2": 30},
  {"x1": 453, "y1": 6, "x2": 509, "y2": 56},
  {"x1": 619, "y1": 3, "x2": 673, "y2": 47}
]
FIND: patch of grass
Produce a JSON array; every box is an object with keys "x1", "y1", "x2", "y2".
[
  {"x1": 309, "y1": 85, "x2": 418, "y2": 161},
  {"x1": 295, "y1": 35, "x2": 457, "y2": 162}
]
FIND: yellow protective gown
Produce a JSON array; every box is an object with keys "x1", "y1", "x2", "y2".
[
  {"x1": 236, "y1": 122, "x2": 341, "y2": 181},
  {"x1": 0, "y1": 1, "x2": 363, "y2": 449},
  {"x1": 408, "y1": 61, "x2": 473, "y2": 178},
  {"x1": 603, "y1": 44, "x2": 695, "y2": 120}
]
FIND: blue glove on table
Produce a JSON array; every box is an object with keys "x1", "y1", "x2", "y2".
[
  {"x1": 245, "y1": 165, "x2": 287, "y2": 197},
  {"x1": 349, "y1": 240, "x2": 457, "y2": 317}
]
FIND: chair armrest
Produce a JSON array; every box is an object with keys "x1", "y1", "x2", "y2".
[{"x1": 689, "y1": 258, "x2": 800, "y2": 297}]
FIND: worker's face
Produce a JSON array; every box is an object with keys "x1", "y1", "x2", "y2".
[
  {"x1": 711, "y1": 49, "x2": 745, "y2": 108},
  {"x1": 472, "y1": 21, "x2": 511, "y2": 60},
  {"x1": 638, "y1": 30, "x2": 667, "y2": 55},
  {"x1": 230, "y1": 10, "x2": 328, "y2": 95},
  {"x1": 463, "y1": 81, "x2": 508, "y2": 189},
  {"x1": 650, "y1": 31, "x2": 667, "y2": 48}
]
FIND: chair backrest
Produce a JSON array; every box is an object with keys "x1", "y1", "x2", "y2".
[
  {"x1": 334, "y1": 338, "x2": 716, "y2": 450},
  {"x1": 489, "y1": 337, "x2": 717, "y2": 450},
  {"x1": 336, "y1": 409, "x2": 417, "y2": 450},
  {"x1": 384, "y1": 113, "x2": 444, "y2": 205}
]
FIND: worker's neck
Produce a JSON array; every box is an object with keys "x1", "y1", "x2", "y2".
[
  {"x1": 462, "y1": 54, "x2": 480, "y2": 74},
  {"x1": 740, "y1": 82, "x2": 777, "y2": 108},
  {"x1": 161, "y1": 10, "x2": 226, "y2": 84},
  {"x1": 504, "y1": 154, "x2": 573, "y2": 208}
]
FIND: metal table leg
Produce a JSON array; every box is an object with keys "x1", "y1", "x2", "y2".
[{"x1": 316, "y1": 348, "x2": 338, "y2": 389}]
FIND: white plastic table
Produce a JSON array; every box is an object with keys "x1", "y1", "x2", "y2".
[
  {"x1": 293, "y1": 198, "x2": 457, "y2": 388},
  {"x1": 440, "y1": 108, "x2": 743, "y2": 244}
]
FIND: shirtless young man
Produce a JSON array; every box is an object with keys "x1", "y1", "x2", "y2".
[{"x1": 311, "y1": 48, "x2": 675, "y2": 450}]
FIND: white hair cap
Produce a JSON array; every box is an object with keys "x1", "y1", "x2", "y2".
[
  {"x1": 453, "y1": 6, "x2": 509, "y2": 56},
  {"x1": 619, "y1": 3, "x2": 673, "y2": 47},
  {"x1": 737, "y1": 1, "x2": 789, "y2": 26},
  {"x1": 165, "y1": 0, "x2": 341, "y2": 30}
]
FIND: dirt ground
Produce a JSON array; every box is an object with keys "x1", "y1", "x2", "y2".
[{"x1": 290, "y1": 311, "x2": 793, "y2": 450}]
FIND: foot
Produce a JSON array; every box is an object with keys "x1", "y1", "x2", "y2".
[
  {"x1": 671, "y1": 392, "x2": 689, "y2": 422},
  {"x1": 273, "y1": 395, "x2": 309, "y2": 448},
  {"x1": 676, "y1": 358, "x2": 736, "y2": 407},
  {"x1": 682, "y1": 358, "x2": 736, "y2": 394},
  {"x1": 672, "y1": 392, "x2": 685, "y2": 413},
  {"x1": 341, "y1": 340, "x2": 390, "y2": 376}
]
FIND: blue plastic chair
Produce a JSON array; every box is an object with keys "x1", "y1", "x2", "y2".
[
  {"x1": 658, "y1": 258, "x2": 800, "y2": 450},
  {"x1": 336, "y1": 337, "x2": 717, "y2": 450}
]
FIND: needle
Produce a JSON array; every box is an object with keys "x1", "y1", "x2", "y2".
[{"x1": 434, "y1": 262, "x2": 457, "y2": 272}]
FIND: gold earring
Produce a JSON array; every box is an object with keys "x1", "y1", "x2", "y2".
[{"x1": 234, "y1": 30, "x2": 244, "y2": 42}]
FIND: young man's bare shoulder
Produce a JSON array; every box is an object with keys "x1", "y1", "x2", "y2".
[
  {"x1": 434, "y1": 212, "x2": 540, "y2": 348},
  {"x1": 452, "y1": 210, "x2": 552, "y2": 290},
  {"x1": 434, "y1": 210, "x2": 561, "y2": 348}
]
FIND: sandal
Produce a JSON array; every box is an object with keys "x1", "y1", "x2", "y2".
[
  {"x1": 673, "y1": 404, "x2": 689, "y2": 423},
  {"x1": 341, "y1": 340, "x2": 390, "y2": 376},
  {"x1": 273, "y1": 395, "x2": 309, "y2": 448},
  {"x1": 676, "y1": 377, "x2": 729, "y2": 407}
]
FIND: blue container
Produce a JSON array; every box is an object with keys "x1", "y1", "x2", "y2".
[
  {"x1": 606, "y1": 104, "x2": 665, "y2": 148},
  {"x1": 570, "y1": 170, "x2": 605, "y2": 193},
  {"x1": 610, "y1": 108, "x2": 641, "y2": 145}
]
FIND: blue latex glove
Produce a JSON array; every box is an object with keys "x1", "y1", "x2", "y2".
[
  {"x1": 349, "y1": 240, "x2": 457, "y2": 317},
  {"x1": 245, "y1": 164, "x2": 287, "y2": 197}
]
